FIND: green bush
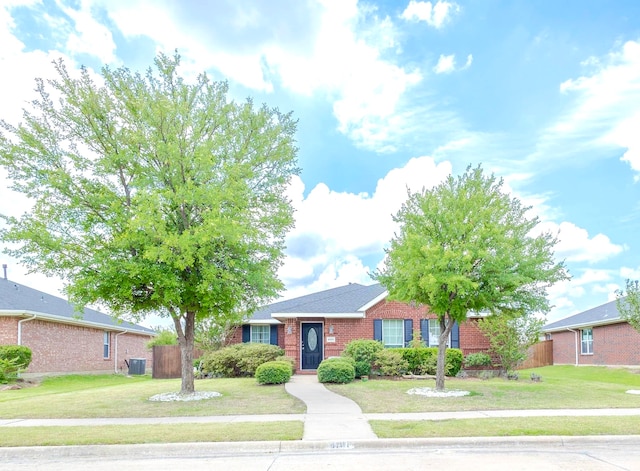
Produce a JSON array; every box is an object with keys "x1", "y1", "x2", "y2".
[
  {"x1": 381, "y1": 347, "x2": 463, "y2": 376},
  {"x1": 200, "y1": 343, "x2": 283, "y2": 377},
  {"x1": 274, "y1": 355, "x2": 296, "y2": 374},
  {"x1": 342, "y1": 339, "x2": 383, "y2": 364},
  {"x1": 354, "y1": 360, "x2": 371, "y2": 377},
  {"x1": 0, "y1": 345, "x2": 31, "y2": 384},
  {"x1": 464, "y1": 352, "x2": 493, "y2": 368},
  {"x1": 255, "y1": 361, "x2": 292, "y2": 385},
  {"x1": 317, "y1": 357, "x2": 355, "y2": 384},
  {"x1": 0, "y1": 345, "x2": 32, "y2": 370},
  {"x1": 374, "y1": 349, "x2": 408, "y2": 376}
]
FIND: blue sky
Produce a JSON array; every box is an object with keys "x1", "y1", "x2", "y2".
[{"x1": 1, "y1": 0, "x2": 639, "y2": 327}]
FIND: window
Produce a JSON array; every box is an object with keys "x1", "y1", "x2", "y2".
[
  {"x1": 581, "y1": 328, "x2": 593, "y2": 355},
  {"x1": 382, "y1": 319, "x2": 404, "y2": 348},
  {"x1": 428, "y1": 319, "x2": 441, "y2": 347},
  {"x1": 103, "y1": 331, "x2": 110, "y2": 359},
  {"x1": 251, "y1": 325, "x2": 270, "y2": 344}
]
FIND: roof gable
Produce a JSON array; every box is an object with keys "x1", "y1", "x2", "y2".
[
  {"x1": 248, "y1": 283, "x2": 387, "y2": 321},
  {"x1": 0, "y1": 278, "x2": 155, "y2": 335},
  {"x1": 543, "y1": 298, "x2": 623, "y2": 332}
]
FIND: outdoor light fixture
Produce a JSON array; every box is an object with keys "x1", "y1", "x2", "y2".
[
  {"x1": 329, "y1": 325, "x2": 334, "y2": 334},
  {"x1": 287, "y1": 326, "x2": 292, "y2": 334}
]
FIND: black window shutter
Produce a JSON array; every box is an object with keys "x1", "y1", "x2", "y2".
[
  {"x1": 404, "y1": 319, "x2": 413, "y2": 347},
  {"x1": 373, "y1": 319, "x2": 382, "y2": 341},
  {"x1": 270, "y1": 325, "x2": 278, "y2": 345},
  {"x1": 420, "y1": 319, "x2": 429, "y2": 347},
  {"x1": 450, "y1": 321, "x2": 460, "y2": 348},
  {"x1": 242, "y1": 325, "x2": 250, "y2": 343}
]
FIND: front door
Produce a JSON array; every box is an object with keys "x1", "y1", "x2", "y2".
[{"x1": 301, "y1": 323, "x2": 323, "y2": 370}]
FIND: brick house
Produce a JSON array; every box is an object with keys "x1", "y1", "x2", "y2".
[
  {"x1": 542, "y1": 298, "x2": 640, "y2": 366},
  {"x1": 0, "y1": 275, "x2": 155, "y2": 376},
  {"x1": 229, "y1": 282, "x2": 491, "y2": 372}
]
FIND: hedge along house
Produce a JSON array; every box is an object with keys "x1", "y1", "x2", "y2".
[
  {"x1": 0, "y1": 270, "x2": 155, "y2": 376},
  {"x1": 229, "y1": 282, "x2": 491, "y2": 373},
  {"x1": 542, "y1": 297, "x2": 640, "y2": 367}
]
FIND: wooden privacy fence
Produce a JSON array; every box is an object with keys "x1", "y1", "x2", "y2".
[
  {"x1": 519, "y1": 340, "x2": 553, "y2": 369},
  {"x1": 152, "y1": 345, "x2": 203, "y2": 379}
]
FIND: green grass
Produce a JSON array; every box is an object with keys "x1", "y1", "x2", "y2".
[
  {"x1": 0, "y1": 375, "x2": 305, "y2": 418},
  {"x1": 0, "y1": 422, "x2": 304, "y2": 447},
  {"x1": 371, "y1": 416, "x2": 640, "y2": 438},
  {"x1": 325, "y1": 366, "x2": 640, "y2": 412}
]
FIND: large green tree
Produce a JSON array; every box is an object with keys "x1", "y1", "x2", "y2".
[
  {"x1": 0, "y1": 53, "x2": 299, "y2": 393},
  {"x1": 374, "y1": 165, "x2": 568, "y2": 390},
  {"x1": 616, "y1": 279, "x2": 640, "y2": 332}
]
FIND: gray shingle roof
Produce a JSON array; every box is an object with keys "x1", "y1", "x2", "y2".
[
  {"x1": 0, "y1": 278, "x2": 155, "y2": 335},
  {"x1": 248, "y1": 283, "x2": 387, "y2": 321},
  {"x1": 543, "y1": 298, "x2": 623, "y2": 332}
]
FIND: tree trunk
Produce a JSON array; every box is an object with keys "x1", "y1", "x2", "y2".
[
  {"x1": 435, "y1": 314, "x2": 454, "y2": 391},
  {"x1": 173, "y1": 311, "x2": 196, "y2": 394}
]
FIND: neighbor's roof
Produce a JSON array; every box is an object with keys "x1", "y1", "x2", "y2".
[
  {"x1": 0, "y1": 278, "x2": 155, "y2": 335},
  {"x1": 543, "y1": 298, "x2": 624, "y2": 332},
  {"x1": 247, "y1": 283, "x2": 388, "y2": 323}
]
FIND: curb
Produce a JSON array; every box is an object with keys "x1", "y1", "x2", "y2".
[{"x1": 2, "y1": 435, "x2": 640, "y2": 459}]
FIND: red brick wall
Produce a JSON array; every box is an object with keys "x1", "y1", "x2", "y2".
[
  {"x1": 0, "y1": 317, "x2": 18, "y2": 344},
  {"x1": 232, "y1": 300, "x2": 492, "y2": 372},
  {"x1": 6, "y1": 318, "x2": 153, "y2": 375},
  {"x1": 550, "y1": 322, "x2": 640, "y2": 366}
]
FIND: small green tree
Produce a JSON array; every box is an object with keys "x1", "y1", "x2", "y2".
[
  {"x1": 616, "y1": 279, "x2": 640, "y2": 332},
  {"x1": 374, "y1": 165, "x2": 569, "y2": 390},
  {"x1": 477, "y1": 314, "x2": 544, "y2": 375},
  {"x1": 146, "y1": 329, "x2": 178, "y2": 348},
  {"x1": 0, "y1": 53, "x2": 298, "y2": 394}
]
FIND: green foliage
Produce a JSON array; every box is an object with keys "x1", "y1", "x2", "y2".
[
  {"x1": 342, "y1": 339, "x2": 383, "y2": 373},
  {"x1": 478, "y1": 314, "x2": 544, "y2": 374},
  {"x1": 317, "y1": 357, "x2": 356, "y2": 384},
  {"x1": 200, "y1": 343, "x2": 283, "y2": 378},
  {"x1": 255, "y1": 361, "x2": 292, "y2": 385},
  {"x1": 146, "y1": 329, "x2": 177, "y2": 348},
  {"x1": 274, "y1": 355, "x2": 295, "y2": 373},
  {"x1": 374, "y1": 349, "x2": 408, "y2": 377},
  {"x1": 616, "y1": 279, "x2": 640, "y2": 333},
  {"x1": 399, "y1": 347, "x2": 434, "y2": 374},
  {"x1": 0, "y1": 53, "x2": 299, "y2": 394},
  {"x1": 0, "y1": 358, "x2": 19, "y2": 384},
  {"x1": 445, "y1": 348, "x2": 463, "y2": 376},
  {"x1": 195, "y1": 320, "x2": 237, "y2": 352},
  {"x1": 464, "y1": 352, "x2": 493, "y2": 368},
  {"x1": 374, "y1": 165, "x2": 568, "y2": 389},
  {"x1": 0, "y1": 345, "x2": 32, "y2": 370}
]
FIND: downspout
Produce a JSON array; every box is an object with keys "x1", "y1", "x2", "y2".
[
  {"x1": 567, "y1": 328, "x2": 578, "y2": 366},
  {"x1": 114, "y1": 331, "x2": 127, "y2": 374},
  {"x1": 18, "y1": 314, "x2": 37, "y2": 346}
]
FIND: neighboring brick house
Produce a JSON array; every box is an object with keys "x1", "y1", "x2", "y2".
[
  {"x1": 542, "y1": 298, "x2": 640, "y2": 366},
  {"x1": 229, "y1": 282, "x2": 491, "y2": 372},
  {"x1": 0, "y1": 275, "x2": 155, "y2": 376}
]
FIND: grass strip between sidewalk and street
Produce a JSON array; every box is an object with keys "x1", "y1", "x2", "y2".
[
  {"x1": 371, "y1": 416, "x2": 640, "y2": 439},
  {"x1": 0, "y1": 422, "x2": 304, "y2": 447}
]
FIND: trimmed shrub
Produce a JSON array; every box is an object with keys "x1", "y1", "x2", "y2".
[
  {"x1": 342, "y1": 339, "x2": 383, "y2": 378},
  {"x1": 401, "y1": 347, "x2": 435, "y2": 375},
  {"x1": 464, "y1": 352, "x2": 493, "y2": 368},
  {"x1": 0, "y1": 345, "x2": 32, "y2": 370},
  {"x1": 446, "y1": 348, "x2": 463, "y2": 377},
  {"x1": 0, "y1": 345, "x2": 31, "y2": 384},
  {"x1": 374, "y1": 349, "x2": 408, "y2": 377},
  {"x1": 200, "y1": 343, "x2": 283, "y2": 377},
  {"x1": 275, "y1": 355, "x2": 296, "y2": 374},
  {"x1": 255, "y1": 361, "x2": 293, "y2": 385},
  {"x1": 317, "y1": 357, "x2": 355, "y2": 384}
]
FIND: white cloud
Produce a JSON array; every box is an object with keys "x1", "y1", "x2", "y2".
[
  {"x1": 434, "y1": 54, "x2": 455, "y2": 74},
  {"x1": 552, "y1": 40, "x2": 640, "y2": 179},
  {"x1": 400, "y1": 1, "x2": 459, "y2": 28},
  {"x1": 58, "y1": 0, "x2": 117, "y2": 64},
  {"x1": 281, "y1": 157, "x2": 452, "y2": 291},
  {"x1": 536, "y1": 221, "x2": 625, "y2": 264},
  {"x1": 621, "y1": 266, "x2": 640, "y2": 280}
]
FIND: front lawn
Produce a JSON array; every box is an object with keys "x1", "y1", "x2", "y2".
[
  {"x1": 0, "y1": 374, "x2": 305, "y2": 419},
  {"x1": 325, "y1": 366, "x2": 640, "y2": 413}
]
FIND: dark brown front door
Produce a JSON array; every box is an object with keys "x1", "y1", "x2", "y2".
[{"x1": 301, "y1": 323, "x2": 323, "y2": 370}]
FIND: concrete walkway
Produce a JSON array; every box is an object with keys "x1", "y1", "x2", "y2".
[{"x1": 284, "y1": 374, "x2": 376, "y2": 440}]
